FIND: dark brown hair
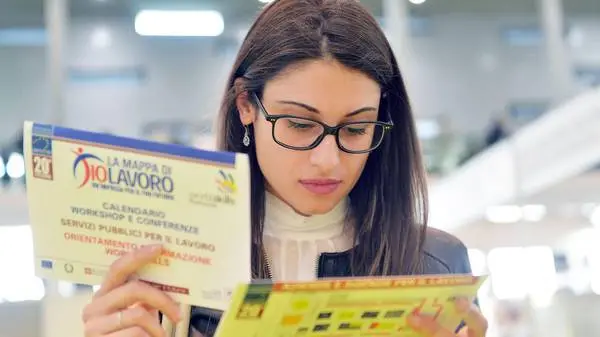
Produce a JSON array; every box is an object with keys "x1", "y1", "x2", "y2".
[{"x1": 216, "y1": 0, "x2": 428, "y2": 277}]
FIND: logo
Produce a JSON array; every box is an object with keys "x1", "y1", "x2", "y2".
[
  {"x1": 32, "y1": 136, "x2": 53, "y2": 155},
  {"x1": 189, "y1": 170, "x2": 237, "y2": 207},
  {"x1": 84, "y1": 267, "x2": 106, "y2": 277},
  {"x1": 73, "y1": 147, "x2": 105, "y2": 188},
  {"x1": 71, "y1": 147, "x2": 175, "y2": 198},
  {"x1": 41, "y1": 260, "x2": 53, "y2": 269},
  {"x1": 216, "y1": 170, "x2": 237, "y2": 194},
  {"x1": 64, "y1": 263, "x2": 74, "y2": 274}
]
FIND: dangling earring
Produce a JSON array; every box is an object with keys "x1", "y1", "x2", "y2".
[{"x1": 242, "y1": 125, "x2": 251, "y2": 147}]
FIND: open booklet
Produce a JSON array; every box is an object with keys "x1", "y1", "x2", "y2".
[
  {"x1": 23, "y1": 121, "x2": 252, "y2": 311},
  {"x1": 215, "y1": 275, "x2": 486, "y2": 337}
]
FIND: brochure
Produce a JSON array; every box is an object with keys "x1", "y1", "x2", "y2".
[
  {"x1": 23, "y1": 121, "x2": 251, "y2": 310},
  {"x1": 216, "y1": 275, "x2": 486, "y2": 337}
]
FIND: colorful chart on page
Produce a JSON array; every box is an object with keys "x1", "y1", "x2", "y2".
[
  {"x1": 216, "y1": 275, "x2": 486, "y2": 337},
  {"x1": 23, "y1": 121, "x2": 251, "y2": 310}
]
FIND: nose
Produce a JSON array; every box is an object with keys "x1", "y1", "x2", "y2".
[{"x1": 309, "y1": 135, "x2": 340, "y2": 173}]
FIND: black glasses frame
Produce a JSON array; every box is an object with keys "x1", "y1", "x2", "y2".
[{"x1": 252, "y1": 93, "x2": 393, "y2": 154}]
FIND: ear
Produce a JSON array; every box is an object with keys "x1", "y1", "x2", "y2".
[{"x1": 234, "y1": 78, "x2": 257, "y2": 126}]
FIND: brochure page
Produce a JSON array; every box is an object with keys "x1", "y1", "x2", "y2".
[
  {"x1": 216, "y1": 275, "x2": 486, "y2": 337},
  {"x1": 23, "y1": 121, "x2": 251, "y2": 310}
]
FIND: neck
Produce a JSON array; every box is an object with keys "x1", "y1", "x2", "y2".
[{"x1": 263, "y1": 191, "x2": 348, "y2": 239}]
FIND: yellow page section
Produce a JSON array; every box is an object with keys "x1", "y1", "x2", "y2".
[
  {"x1": 24, "y1": 121, "x2": 251, "y2": 310},
  {"x1": 217, "y1": 275, "x2": 486, "y2": 337}
]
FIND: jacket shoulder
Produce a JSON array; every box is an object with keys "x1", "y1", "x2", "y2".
[{"x1": 421, "y1": 227, "x2": 472, "y2": 275}]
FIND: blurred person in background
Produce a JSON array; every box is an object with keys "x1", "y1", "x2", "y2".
[
  {"x1": 431, "y1": 114, "x2": 470, "y2": 175},
  {"x1": 484, "y1": 115, "x2": 509, "y2": 147},
  {"x1": 81, "y1": 1, "x2": 488, "y2": 337}
]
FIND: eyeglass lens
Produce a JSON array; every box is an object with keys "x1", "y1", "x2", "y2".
[{"x1": 272, "y1": 117, "x2": 385, "y2": 152}]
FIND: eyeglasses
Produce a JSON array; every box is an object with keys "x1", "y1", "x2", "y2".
[{"x1": 253, "y1": 94, "x2": 393, "y2": 154}]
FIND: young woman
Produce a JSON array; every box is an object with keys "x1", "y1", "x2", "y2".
[{"x1": 81, "y1": 1, "x2": 488, "y2": 336}]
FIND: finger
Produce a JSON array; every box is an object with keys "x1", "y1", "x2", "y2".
[
  {"x1": 127, "y1": 277, "x2": 159, "y2": 321},
  {"x1": 130, "y1": 302, "x2": 160, "y2": 326},
  {"x1": 455, "y1": 298, "x2": 488, "y2": 337},
  {"x1": 104, "y1": 326, "x2": 151, "y2": 337},
  {"x1": 406, "y1": 314, "x2": 454, "y2": 337},
  {"x1": 174, "y1": 305, "x2": 191, "y2": 337},
  {"x1": 95, "y1": 244, "x2": 163, "y2": 298},
  {"x1": 139, "y1": 303, "x2": 159, "y2": 321},
  {"x1": 83, "y1": 280, "x2": 180, "y2": 323},
  {"x1": 124, "y1": 302, "x2": 160, "y2": 322},
  {"x1": 84, "y1": 306, "x2": 166, "y2": 337}
]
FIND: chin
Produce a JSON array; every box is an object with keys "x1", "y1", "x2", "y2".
[
  {"x1": 304, "y1": 205, "x2": 336, "y2": 215},
  {"x1": 293, "y1": 198, "x2": 340, "y2": 216}
]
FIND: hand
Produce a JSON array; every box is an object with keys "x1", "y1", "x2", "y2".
[
  {"x1": 407, "y1": 297, "x2": 488, "y2": 337},
  {"x1": 81, "y1": 244, "x2": 182, "y2": 337}
]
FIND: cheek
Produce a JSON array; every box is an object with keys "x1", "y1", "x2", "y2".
[
  {"x1": 344, "y1": 153, "x2": 369, "y2": 181},
  {"x1": 253, "y1": 120, "x2": 273, "y2": 148}
]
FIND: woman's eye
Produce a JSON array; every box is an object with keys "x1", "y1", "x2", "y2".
[
  {"x1": 346, "y1": 127, "x2": 367, "y2": 135},
  {"x1": 287, "y1": 120, "x2": 314, "y2": 129}
]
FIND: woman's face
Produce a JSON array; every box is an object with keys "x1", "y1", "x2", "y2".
[{"x1": 237, "y1": 59, "x2": 381, "y2": 215}]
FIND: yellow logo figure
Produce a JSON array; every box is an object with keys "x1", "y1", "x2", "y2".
[{"x1": 216, "y1": 170, "x2": 237, "y2": 194}]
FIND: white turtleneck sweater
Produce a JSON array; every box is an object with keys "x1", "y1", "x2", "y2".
[{"x1": 262, "y1": 192, "x2": 354, "y2": 282}]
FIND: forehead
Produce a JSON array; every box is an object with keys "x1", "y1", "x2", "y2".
[{"x1": 263, "y1": 59, "x2": 381, "y2": 110}]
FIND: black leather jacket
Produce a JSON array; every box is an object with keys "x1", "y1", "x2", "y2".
[{"x1": 186, "y1": 228, "x2": 472, "y2": 337}]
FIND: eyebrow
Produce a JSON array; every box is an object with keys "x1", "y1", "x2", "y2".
[{"x1": 277, "y1": 100, "x2": 377, "y2": 117}]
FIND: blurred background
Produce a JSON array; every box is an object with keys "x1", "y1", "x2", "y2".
[{"x1": 1, "y1": 0, "x2": 599, "y2": 336}]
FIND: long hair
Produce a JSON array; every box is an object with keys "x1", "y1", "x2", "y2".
[{"x1": 216, "y1": 0, "x2": 428, "y2": 278}]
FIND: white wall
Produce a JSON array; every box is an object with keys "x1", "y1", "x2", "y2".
[
  {"x1": 404, "y1": 15, "x2": 600, "y2": 133},
  {"x1": 1, "y1": 15, "x2": 599, "y2": 141},
  {"x1": 65, "y1": 20, "x2": 237, "y2": 137},
  {"x1": 0, "y1": 46, "x2": 49, "y2": 139},
  {"x1": 0, "y1": 19, "x2": 237, "y2": 143}
]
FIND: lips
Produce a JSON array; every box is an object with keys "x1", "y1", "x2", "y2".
[{"x1": 299, "y1": 179, "x2": 342, "y2": 195}]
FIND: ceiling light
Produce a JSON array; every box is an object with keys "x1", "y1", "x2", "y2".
[
  {"x1": 409, "y1": 0, "x2": 426, "y2": 4},
  {"x1": 521, "y1": 204, "x2": 547, "y2": 222},
  {"x1": 134, "y1": 10, "x2": 224, "y2": 37},
  {"x1": 485, "y1": 205, "x2": 522, "y2": 223},
  {"x1": 6, "y1": 152, "x2": 25, "y2": 179},
  {"x1": 258, "y1": 0, "x2": 274, "y2": 3}
]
